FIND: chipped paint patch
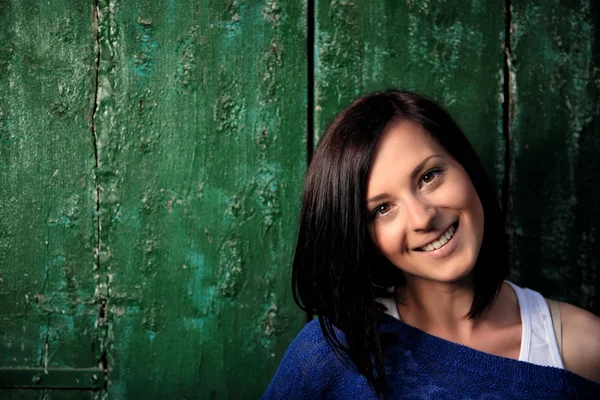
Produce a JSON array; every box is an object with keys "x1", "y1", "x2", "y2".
[
  {"x1": 175, "y1": 26, "x2": 200, "y2": 93},
  {"x1": 217, "y1": 237, "x2": 244, "y2": 298},
  {"x1": 256, "y1": 165, "x2": 281, "y2": 230},
  {"x1": 133, "y1": 18, "x2": 157, "y2": 78},
  {"x1": 263, "y1": 0, "x2": 282, "y2": 26},
  {"x1": 214, "y1": 94, "x2": 244, "y2": 134},
  {"x1": 221, "y1": 0, "x2": 245, "y2": 36}
]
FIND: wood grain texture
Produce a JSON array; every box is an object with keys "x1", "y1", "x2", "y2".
[
  {"x1": 92, "y1": 0, "x2": 306, "y2": 398},
  {"x1": 314, "y1": 0, "x2": 506, "y2": 189},
  {"x1": 508, "y1": 0, "x2": 600, "y2": 313},
  {"x1": 0, "y1": 0, "x2": 99, "y2": 386}
]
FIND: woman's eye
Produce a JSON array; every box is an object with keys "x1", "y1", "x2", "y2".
[
  {"x1": 373, "y1": 204, "x2": 390, "y2": 217},
  {"x1": 421, "y1": 168, "x2": 442, "y2": 186}
]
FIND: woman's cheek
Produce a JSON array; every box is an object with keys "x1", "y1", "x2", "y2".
[
  {"x1": 377, "y1": 221, "x2": 405, "y2": 255},
  {"x1": 440, "y1": 173, "x2": 474, "y2": 206}
]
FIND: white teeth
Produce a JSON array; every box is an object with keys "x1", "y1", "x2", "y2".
[{"x1": 420, "y1": 224, "x2": 456, "y2": 252}]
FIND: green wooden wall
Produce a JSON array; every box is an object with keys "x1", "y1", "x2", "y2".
[{"x1": 0, "y1": 0, "x2": 598, "y2": 398}]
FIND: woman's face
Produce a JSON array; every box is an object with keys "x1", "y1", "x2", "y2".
[{"x1": 366, "y1": 120, "x2": 484, "y2": 284}]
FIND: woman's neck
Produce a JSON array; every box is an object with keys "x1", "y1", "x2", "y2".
[
  {"x1": 394, "y1": 278, "x2": 521, "y2": 359},
  {"x1": 395, "y1": 276, "x2": 481, "y2": 341}
]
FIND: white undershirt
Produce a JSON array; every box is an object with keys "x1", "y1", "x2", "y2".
[{"x1": 376, "y1": 281, "x2": 564, "y2": 368}]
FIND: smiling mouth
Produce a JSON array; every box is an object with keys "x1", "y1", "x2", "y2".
[{"x1": 415, "y1": 222, "x2": 459, "y2": 252}]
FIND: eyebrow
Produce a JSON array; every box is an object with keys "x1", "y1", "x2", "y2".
[{"x1": 366, "y1": 154, "x2": 443, "y2": 205}]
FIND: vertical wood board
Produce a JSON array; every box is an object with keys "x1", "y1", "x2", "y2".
[
  {"x1": 508, "y1": 0, "x2": 600, "y2": 313},
  {"x1": 93, "y1": 0, "x2": 307, "y2": 398},
  {"x1": 0, "y1": 0, "x2": 100, "y2": 379}
]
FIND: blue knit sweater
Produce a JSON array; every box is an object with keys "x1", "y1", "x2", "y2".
[{"x1": 263, "y1": 313, "x2": 600, "y2": 399}]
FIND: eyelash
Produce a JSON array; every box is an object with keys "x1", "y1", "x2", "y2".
[{"x1": 370, "y1": 167, "x2": 445, "y2": 219}]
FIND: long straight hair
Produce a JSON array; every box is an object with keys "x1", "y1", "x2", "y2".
[{"x1": 292, "y1": 90, "x2": 508, "y2": 398}]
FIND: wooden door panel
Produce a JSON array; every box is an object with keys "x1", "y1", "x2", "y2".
[
  {"x1": 0, "y1": 0, "x2": 103, "y2": 392},
  {"x1": 508, "y1": 0, "x2": 600, "y2": 312},
  {"x1": 92, "y1": 0, "x2": 307, "y2": 398}
]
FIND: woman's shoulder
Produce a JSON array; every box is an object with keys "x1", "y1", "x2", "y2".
[
  {"x1": 281, "y1": 320, "x2": 341, "y2": 362},
  {"x1": 262, "y1": 320, "x2": 357, "y2": 399},
  {"x1": 559, "y1": 301, "x2": 600, "y2": 383}
]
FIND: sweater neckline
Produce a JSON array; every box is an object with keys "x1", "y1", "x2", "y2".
[
  {"x1": 377, "y1": 280, "x2": 528, "y2": 361},
  {"x1": 376, "y1": 311, "x2": 583, "y2": 388}
]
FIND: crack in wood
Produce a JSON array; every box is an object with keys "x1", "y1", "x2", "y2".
[{"x1": 92, "y1": 0, "x2": 109, "y2": 395}]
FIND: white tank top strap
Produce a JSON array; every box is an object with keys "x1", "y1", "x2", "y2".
[
  {"x1": 506, "y1": 281, "x2": 564, "y2": 368},
  {"x1": 546, "y1": 299, "x2": 563, "y2": 356},
  {"x1": 377, "y1": 296, "x2": 400, "y2": 321},
  {"x1": 505, "y1": 281, "x2": 532, "y2": 362}
]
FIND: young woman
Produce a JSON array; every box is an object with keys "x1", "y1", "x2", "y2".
[{"x1": 263, "y1": 90, "x2": 600, "y2": 399}]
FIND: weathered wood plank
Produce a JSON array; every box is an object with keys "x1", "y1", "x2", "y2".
[
  {"x1": 0, "y1": 0, "x2": 99, "y2": 383},
  {"x1": 93, "y1": 0, "x2": 306, "y2": 397},
  {"x1": 508, "y1": 0, "x2": 600, "y2": 313},
  {"x1": 314, "y1": 0, "x2": 506, "y2": 189}
]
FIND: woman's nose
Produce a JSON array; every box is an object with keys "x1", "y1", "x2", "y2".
[{"x1": 405, "y1": 196, "x2": 435, "y2": 231}]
